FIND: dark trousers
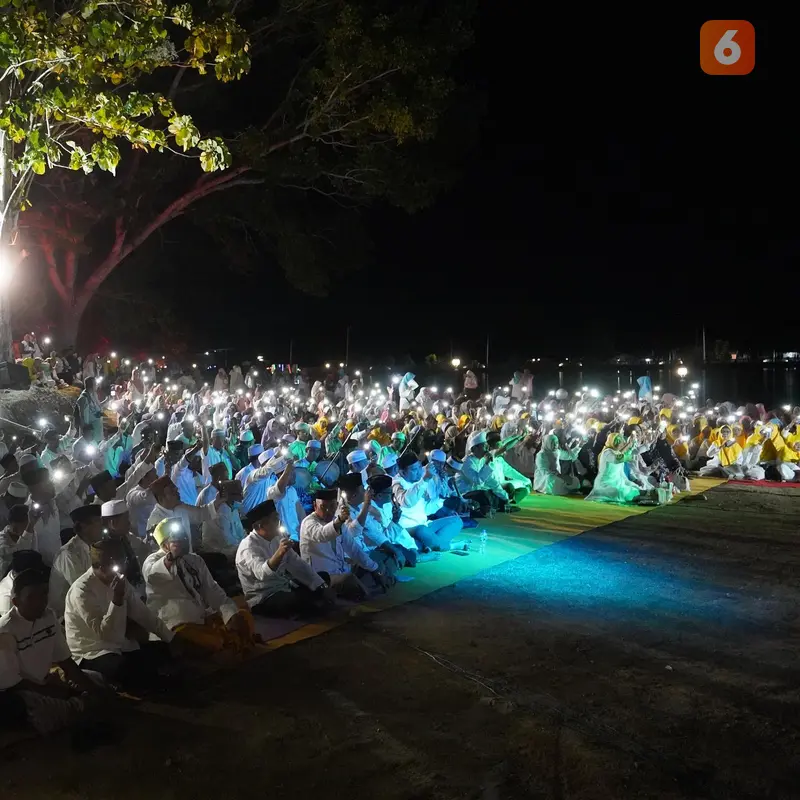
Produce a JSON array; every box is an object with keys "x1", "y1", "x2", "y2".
[
  {"x1": 80, "y1": 642, "x2": 171, "y2": 692},
  {"x1": 198, "y1": 551, "x2": 240, "y2": 596},
  {"x1": 251, "y1": 572, "x2": 330, "y2": 618},
  {"x1": 464, "y1": 489, "x2": 497, "y2": 516}
]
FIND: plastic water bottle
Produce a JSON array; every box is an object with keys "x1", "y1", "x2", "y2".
[{"x1": 479, "y1": 529, "x2": 488, "y2": 555}]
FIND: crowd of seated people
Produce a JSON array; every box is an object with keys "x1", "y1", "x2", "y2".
[{"x1": 1, "y1": 359, "x2": 797, "y2": 740}]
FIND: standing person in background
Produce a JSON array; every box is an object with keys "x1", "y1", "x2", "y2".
[{"x1": 74, "y1": 377, "x2": 104, "y2": 444}]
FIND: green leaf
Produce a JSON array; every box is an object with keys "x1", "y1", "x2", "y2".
[
  {"x1": 171, "y1": 3, "x2": 193, "y2": 29},
  {"x1": 197, "y1": 137, "x2": 231, "y2": 172},
  {"x1": 168, "y1": 114, "x2": 200, "y2": 151},
  {"x1": 90, "y1": 139, "x2": 120, "y2": 175}
]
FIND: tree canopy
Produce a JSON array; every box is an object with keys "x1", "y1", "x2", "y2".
[{"x1": 4, "y1": 0, "x2": 476, "y2": 348}]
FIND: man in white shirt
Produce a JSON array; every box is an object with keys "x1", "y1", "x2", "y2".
[
  {"x1": 143, "y1": 518, "x2": 253, "y2": 655},
  {"x1": 236, "y1": 500, "x2": 332, "y2": 617},
  {"x1": 0, "y1": 568, "x2": 103, "y2": 735},
  {"x1": 240, "y1": 448, "x2": 279, "y2": 514},
  {"x1": 299, "y1": 488, "x2": 392, "y2": 601},
  {"x1": 170, "y1": 440, "x2": 210, "y2": 505},
  {"x1": 22, "y1": 467, "x2": 61, "y2": 566},
  {"x1": 203, "y1": 429, "x2": 234, "y2": 479},
  {"x1": 235, "y1": 443, "x2": 263, "y2": 485},
  {"x1": 345, "y1": 449, "x2": 369, "y2": 487},
  {"x1": 340, "y1": 473, "x2": 412, "y2": 568},
  {"x1": 146, "y1": 474, "x2": 226, "y2": 549},
  {"x1": 0, "y1": 550, "x2": 44, "y2": 616},
  {"x1": 100, "y1": 499, "x2": 154, "y2": 598},
  {"x1": 267, "y1": 457, "x2": 307, "y2": 542},
  {"x1": 0, "y1": 505, "x2": 33, "y2": 578},
  {"x1": 461, "y1": 430, "x2": 509, "y2": 510},
  {"x1": 194, "y1": 465, "x2": 246, "y2": 563},
  {"x1": 125, "y1": 464, "x2": 158, "y2": 539},
  {"x1": 48, "y1": 505, "x2": 104, "y2": 619},
  {"x1": 64, "y1": 538, "x2": 175, "y2": 693},
  {"x1": 392, "y1": 453, "x2": 463, "y2": 552},
  {"x1": 40, "y1": 427, "x2": 67, "y2": 469}
]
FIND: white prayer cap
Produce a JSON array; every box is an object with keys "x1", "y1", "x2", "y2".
[
  {"x1": 266, "y1": 455, "x2": 288, "y2": 474},
  {"x1": 239, "y1": 429, "x2": 255, "y2": 443},
  {"x1": 346, "y1": 450, "x2": 368, "y2": 466},
  {"x1": 281, "y1": 433, "x2": 296, "y2": 443},
  {"x1": 429, "y1": 449, "x2": 446, "y2": 463},
  {"x1": 7, "y1": 481, "x2": 28, "y2": 498},
  {"x1": 382, "y1": 452, "x2": 398, "y2": 469},
  {"x1": 305, "y1": 439, "x2": 322, "y2": 450},
  {"x1": 446, "y1": 457, "x2": 463, "y2": 471},
  {"x1": 212, "y1": 428, "x2": 226, "y2": 437},
  {"x1": 293, "y1": 422, "x2": 309, "y2": 432},
  {"x1": 257, "y1": 448, "x2": 276, "y2": 465},
  {"x1": 101, "y1": 499, "x2": 128, "y2": 517},
  {"x1": 18, "y1": 454, "x2": 38, "y2": 468},
  {"x1": 248, "y1": 444, "x2": 264, "y2": 458},
  {"x1": 467, "y1": 430, "x2": 487, "y2": 450}
]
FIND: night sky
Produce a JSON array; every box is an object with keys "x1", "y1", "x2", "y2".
[{"x1": 105, "y1": 14, "x2": 779, "y2": 366}]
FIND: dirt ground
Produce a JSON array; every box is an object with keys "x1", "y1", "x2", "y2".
[{"x1": 2, "y1": 483, "x2": 799, "y2": 799}]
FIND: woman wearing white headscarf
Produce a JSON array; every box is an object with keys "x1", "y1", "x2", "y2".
[
  {"x1": 533, "y1": 433, "x2": 580, "y2": 495},
  {"x1": 214, "y1": 368, "x2": 229, "y2": 393},
  {"x1": 398, "y1": 372, "x2": 418, "y2": 412},
  {"x1": 229, "y1": 365, "x2": 245, "y2": 394}
]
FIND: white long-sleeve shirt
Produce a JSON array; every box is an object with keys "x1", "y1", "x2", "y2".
[
  {"x1": 0, "y1": 527, "x2": 34, "y2": 578},
  {"x1": 0, "y1": 573, "x2": 12, "y2": 616},
  {"x1": 53, "y1": 464, "x2": 94, "y2": 531},
  {"x1": 461, "y1": 455, "x2": 508, "y2": 500},
  {"x1": 146, "y1": 501, "x2": 219, "y2": 551},
  {"x1": 25, "y1": 499, "x2": 61, "y2": 566},
  {"x1": 143, "y1": 551, "x2": 238, "y2": 629},
  {"x1": 241, "y1": 463, "x2": 278, "y2": 514},
  {"x1": 0, "y1": 607, "x2": 72, "y2": 690},
  {"x1": 299, "y1": 514, "x2": 378, "y2": 575},
  {"x1": 235, "y1": 463, "x2": 255, "y2": 485},
  {"x1": 48, "y1": 535, "x2": 91, "y2": 619},
  {"x1": 270, "y1": 484, "x2": 304, "y2": 541},
  {"x1": 195, "y1": 484, "x2": 246, "y2": 560},
  {"x1": 202, "y1": 446, "x2": 233, "y2": 479},
  {"x1": 391, "y1": 475, "x2": 434, "y2": 528},
  {"x1": 236, "y1": 532, "x2": 325, "y2": 606},
  {"x1": 111, "y1": 459, "x2": 154, "y2": 503},
  {"x1": 65, "y1": 568, "x2": 174, "y2": 660},
  {"x1": 171, "y1": 456, "x2": 210, "y2": 506}
]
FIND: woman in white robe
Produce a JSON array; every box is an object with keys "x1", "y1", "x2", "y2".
[
  {"x1": 533, "y1": 434, "x2": 580, "y2": 496},
  {"x1": 213, "y1": 368, "x2": 229, "y2": 393},
  {"x1": 229, "y1": 365, "x2": 245, "y2": 394},
  {"x1": 398, "y1": 372, "x2": 418, "y2": 412},
  {"x1": 586, "y1": 433, "x2": 647, "y2": 504}
]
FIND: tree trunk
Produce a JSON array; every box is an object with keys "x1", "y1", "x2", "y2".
[
  {"x1": 0, "y1": 128, "x2": 16, "y2": 363},
  {"x1": 59, "y1": 301, "x2": 82, "y2": 349}
]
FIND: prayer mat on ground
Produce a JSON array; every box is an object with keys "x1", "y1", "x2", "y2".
[{"x1": 258, "y1": 477, "x2": 725, "y2": 651}]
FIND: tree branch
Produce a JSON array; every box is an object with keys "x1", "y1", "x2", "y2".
[{"x1": 38, "y1": 232, "x2": 68, "y2": 304}]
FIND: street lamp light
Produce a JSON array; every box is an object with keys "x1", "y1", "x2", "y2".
[
  {"x1": 677, "y1": 365, "x2": 688, "y2": 394},
  {"x1": 451, "y1": 358, "x2": 461, "y2": 368}
]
